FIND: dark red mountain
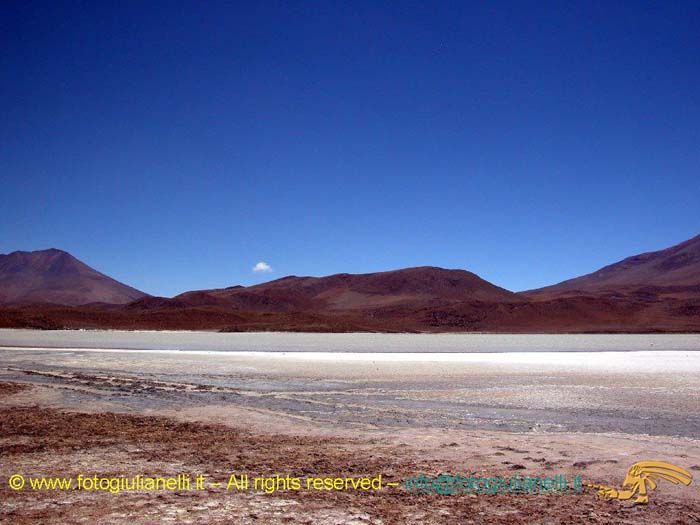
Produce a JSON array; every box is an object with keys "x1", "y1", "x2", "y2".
[
  {"x1": 525, "y1": 235, "x2": 700, "y2": 300},
  {"x1": 167, "y1": 266, "x2": 524, "y2": 312},
  {"x1": 0, "y1": 249, "x2": 147, "y2": 306}
]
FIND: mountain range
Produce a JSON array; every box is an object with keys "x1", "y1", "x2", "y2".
[{"x1": 1, "y1": 235, "x2": 699, "y2": 332}]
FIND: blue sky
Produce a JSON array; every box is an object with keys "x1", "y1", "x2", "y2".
[{"x1": 2, "y1": 1, "x2": 699, "y2": 297}]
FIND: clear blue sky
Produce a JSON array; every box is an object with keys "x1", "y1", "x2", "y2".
[{"x1": 2, "y1": 1, "x2": 698, "y2": 297}]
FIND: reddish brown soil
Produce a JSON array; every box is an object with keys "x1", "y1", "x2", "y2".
[
  {"x1": 1, "y1": 293, "x2": 698, "y2": 333},
  {"x1": 1, "y1": 383, "x2": 698, "y2": 524},
  {"x1": 0, "y1": 382, "x2": 29, "y2": 396}
]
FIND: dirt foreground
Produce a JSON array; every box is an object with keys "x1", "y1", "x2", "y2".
[{"x1": 1, "y1": 382, "x2": 699, "y2": 525}]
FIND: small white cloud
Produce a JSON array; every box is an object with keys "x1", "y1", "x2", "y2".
[{"x1": 252, "y1": 261, "x2": 273, "y2": 273}]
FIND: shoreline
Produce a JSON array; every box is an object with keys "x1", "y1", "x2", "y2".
[
  {"x1": 3, "y1": 346, "x2": 700, "y2": 363},
  {"x1": 3, "y1": 326, "x2": 700, "y2": 335},
  {"x1": 3, "y1": 341, "x2": 700, "y2": 436}
]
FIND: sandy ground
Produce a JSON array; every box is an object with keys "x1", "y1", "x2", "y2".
[{"x1": 1, "y1": 345, "x2": 700, "y2": 524}]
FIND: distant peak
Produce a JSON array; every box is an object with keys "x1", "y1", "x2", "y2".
[
  {"x1": 4, "y1": 247, "x2": 70, "y2": 257},
  {"x1": 0, "y1": 247, "x2": 146, "y2": 306}
]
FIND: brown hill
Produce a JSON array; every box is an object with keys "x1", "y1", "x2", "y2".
[
  {"x1": 167, "y1": 266, "x2": 525, "y2": 312},
  {"x1": 0, "y1": 249, "x2": 147, "y2": 306},
  {"x1": 524, "y1": 235, "x2": 700, "y2": 300}
]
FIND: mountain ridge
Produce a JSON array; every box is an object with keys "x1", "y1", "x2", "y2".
[
  {"x1": 0, "y1": 248, "x2": 147, "y2": 306},
  {"x1": 170, "y1": 266, "x2": 525, "y2": 312},
  {"x1": 1, "y1": 235, "x2": 699, "y2": 332},
  {"x1": 525, "y1": 235, "x2": 700, "y2": 299}
]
